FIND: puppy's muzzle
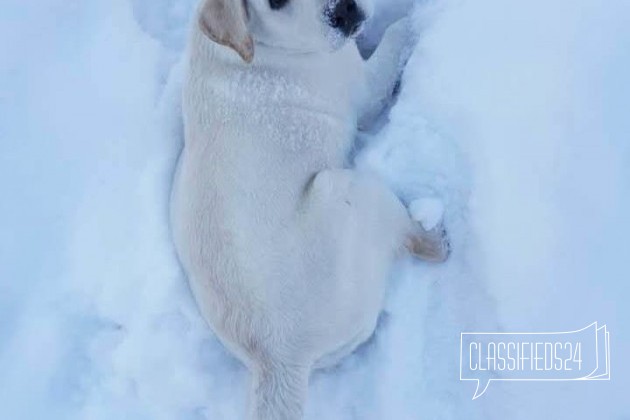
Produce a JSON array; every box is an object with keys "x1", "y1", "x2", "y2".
[{"x1": 327, "y1": 0, "x2": 366, "y2": 37}]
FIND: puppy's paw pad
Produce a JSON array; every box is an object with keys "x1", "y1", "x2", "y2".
[
  {"x1": 407, "y1": 222, "x2": 451, "y2": 263},
  {"x1": 435, "y1": 228, "x2": 452, "y2": 262}
]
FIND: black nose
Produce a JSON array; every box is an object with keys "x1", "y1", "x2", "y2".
[{"x1": 328, "y1": 0, "x2": 366, "y2": 37}]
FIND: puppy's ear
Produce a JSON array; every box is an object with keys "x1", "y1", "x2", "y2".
[{"x1": 199, "y1": 0, "x2": 254, "y2": 63}]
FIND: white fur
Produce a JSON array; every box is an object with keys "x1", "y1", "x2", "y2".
[{"x1": 171, "y1": 1, "x2": 447, "y2": 418}]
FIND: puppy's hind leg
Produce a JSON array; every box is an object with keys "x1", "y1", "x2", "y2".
[
  {"x1": 298, "y1": 168, "x2": 413, "y2": 377},
  {"x1": 303, "y1": 169, "x2": 450, "y2": 263},
  {"x1": 303, "y1": 169, "x2": 413, "y2": 250}
]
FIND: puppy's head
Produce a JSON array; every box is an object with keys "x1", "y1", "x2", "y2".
[{"x1": 199, "y1": 0, "x2": 372, "y2": 62}]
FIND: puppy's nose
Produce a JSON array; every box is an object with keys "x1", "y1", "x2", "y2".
[{"x1": 330, "y1": 0, "x2": 366, "y2": 37}]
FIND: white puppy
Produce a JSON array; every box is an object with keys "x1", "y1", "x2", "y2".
[{"x1": 171, "y1": 0, "x2": 449, "y2": 418}]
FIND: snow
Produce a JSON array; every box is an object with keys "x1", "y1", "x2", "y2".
[
  {"x1": 408, "y1": 198, "x2": 445, "y2": 231},
  {"x1": 1, "y1": 0, "x2": 628, "y2": 419}
]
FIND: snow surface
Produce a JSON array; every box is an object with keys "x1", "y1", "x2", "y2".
[
  {"x1": 1, "y1": 0, "x2": 628, "y2": 418},
  {"x1": 408, "y1": 198, "x2": 445, "y2": 231}
]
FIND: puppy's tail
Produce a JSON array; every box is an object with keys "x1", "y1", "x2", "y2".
[{"x1": 248, "y1": 362, "x2": 310, "y2": 420}]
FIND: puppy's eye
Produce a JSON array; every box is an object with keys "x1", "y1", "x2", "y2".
[{"x1": 269, "y1": 0, "x2": 289, "y2": 10}]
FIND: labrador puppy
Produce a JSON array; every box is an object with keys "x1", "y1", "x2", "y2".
[{"x1": 171, "y1": 0, "x2": 449, "y2": 418}]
